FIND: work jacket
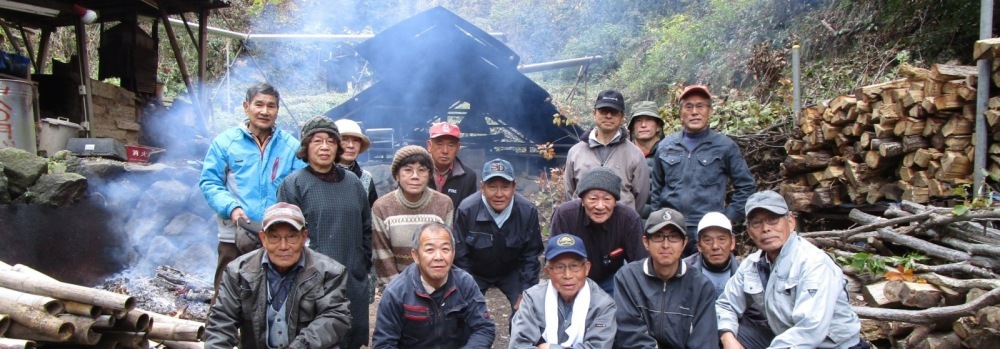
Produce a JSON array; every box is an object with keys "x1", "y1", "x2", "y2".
[
  {"x1": 564, "y1": 128, "x2": 650, "y2": 212},
  {"x1": 372, "y1": 264, "x2": 496, "y2": 349},
  {"x1": 428, "y1": 157, "x2": 478, "y2": 211},
  {"x1": 684, "y1": 252, "x2": 770, "y2": 334},
  {"x1": 508, "y1": 279, "x2": 617, "y2": 349},
  {"x1": 716, "y1": 232, "x2": 862, "y2": 348},
  {"x1": 612, "y1": 258, "x2": 719, "y2": 349},
  {"x1": 453, "y1": 192, "x2": 543, "y2": 291},
  {"x1": 205, "y1": 248, "x2": 352, "y2": 349},
  {"x1": 651, "y1": 129, "x2": 755, "y2": 229},
  {"x1": 199, "y1": 122, "x2": 305, "y2": 242}
]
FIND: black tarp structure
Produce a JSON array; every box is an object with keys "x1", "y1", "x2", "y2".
[{"x1": 324, "y1": 6, "x2": 582, "y2": 163}]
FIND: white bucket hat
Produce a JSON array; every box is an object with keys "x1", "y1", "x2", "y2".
[{"x1": 334, "y1": 119, "x2": 371, "y2": 154}]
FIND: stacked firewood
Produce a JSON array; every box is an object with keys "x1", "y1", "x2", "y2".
[
  {"x1": 801, "y1": 201, "x2": 1000, "y2": 348},
  {"x1": 781, "y1": 63, "x2": 997, "y2": 212},
  {"x1": 0, "y1": 261, "x2": 204, "y2": 349}
]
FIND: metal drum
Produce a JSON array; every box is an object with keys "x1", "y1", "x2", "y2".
[{"x1": 0, "y1": 79, "x2": 36, "y2": 154}]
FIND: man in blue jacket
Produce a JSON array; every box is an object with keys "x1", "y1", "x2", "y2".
[
  {"x1": 651, "y1": 85, "x2": 756, "y2": 256},
  {"x1": 200, "y1": 83, "x2": 306, "y2": 296},
  {"x1": 373, "y1": 222, "x2": 496, "y2": 348}
]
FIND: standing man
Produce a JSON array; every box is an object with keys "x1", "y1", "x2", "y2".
[
  {"x1": 453, "y1": 158, "x2": 544, "y2": 311},
  {"x1": 508, "y1": 234, "x2": 617, "y2": 349},
  {"x1": 628, "y1": 101, "x2": 665, "y2": 219},
  {"x1": 372, "y1": 222, "x2": 496, "y2": 348},
  {"x1": 205, "y1": 203, "x2": 352, "y2": 349},
  {"x1": 277, "y1": 116, "x2": 371, "y2": 349},
  {"x1": 651, "y1": 85, "x2": 756, "y2": 256},
  {"x1": 335, "y1": 118, "x2": 379, "y2": 207},
  {"x1": 683, "y1": 212, "x2": 773, "y2": 349},
  {"x1": 613, "y1": 208, "x2": 719, "y2": 349},
  {"x1": 550, "y1": 167, "x2": 648, "y2": 295},
  {"x1": 426, "y1": 122, "x2": 478, "y2": 210},
  {"x1": 717, "y1": 191, "x2": 867, "y2": 349},
  {"x1": 564, "y1": 90, "x2": 650, "y2": 212},
  {"x1": 200, "y1": 83, "x2": 306, "y2": 295}
]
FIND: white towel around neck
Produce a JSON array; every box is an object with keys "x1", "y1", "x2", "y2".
[{"x1": 543, "y1": 280, "x2": 589, "y2": 346}]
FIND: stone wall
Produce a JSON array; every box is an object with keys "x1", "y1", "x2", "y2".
[{"x1": 89, "y1": 80, "x2": 141, "y2": 145}]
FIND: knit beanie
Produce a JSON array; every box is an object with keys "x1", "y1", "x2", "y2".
[
  {"x1": 300, "y1": 116, "x2": 340, "y2": 140},
  {"x1": 576, "y1": 167, "x2": 622, "y2": 201},
  {"x1": 391, "y1": 145, "x2": 432, "y2": 177}
]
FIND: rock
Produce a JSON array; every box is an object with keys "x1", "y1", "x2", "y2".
[
  {"x1": 139, "y1": 236, "x2": 179, "y2": 275},
  {"x1": 0, "y1": 164, "x2": 9, "y2": 204},
  {"x1": 24, "y1": 172, "x2": 88, "y2": 206},
  {"x1": 185, "y1": 185, "x2": 216, "y2": 222},
  {"x1": 0, "y1": 147, "x2": 48, "y2": 197},
  {"x1": 79, "y1": 158, "x2": 127, "y2": 178},
  {"x1": 49, "y1": 150, "x2": 88, "y2": 175},
  {"x1": 162, "y1": 212, "x2": 209, "y2": 248},
  {"x1": 126, "y1": 179, "x2": 191, "y2": 244},
  {"x1": 100, "y1": 179, "x2": 143, "y2": 220},
  {"x1": 173, "y1": 242, "x2": 217, "y2": 280}
]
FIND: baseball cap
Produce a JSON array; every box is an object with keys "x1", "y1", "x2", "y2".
[
  {"x1": 593, "y1": 90, "x2": 625, "y2": 112},
  {"x1": 262, "y1": 202, "x2": 307, "y2": 231},
  {"x1": 429, "y1": 122, "x2": 461, "y2": 139},
  {"x1": 482, "y1": 158, "x2": 514, "y2": 182},
  {"x1": 697, "y1": 212, "x2": 733, "y2": 236},
  {"x1": 744, "y1": 190, "x2": 789, "y2": 216},
  {"x1": 545, "y1": 234, "x2": 588, "y2": 260},
  {"x1": 645, "y1": 208, "x2": 686, "y2": 236},
  {"x1": 679, "y1": 85, "x2": 712, "y2": 102}
]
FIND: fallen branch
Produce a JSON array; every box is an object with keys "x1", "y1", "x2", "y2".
[{"x1": 853, "y1": 287, "x2": 1000, "y2": 323}]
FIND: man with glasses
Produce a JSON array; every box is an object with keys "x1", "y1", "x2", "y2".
[
  {"x1": 509, "y1": 234, "x2": 617, "y2": 348},
  {"x1": 207, "y1": 202, "x2": 352, "y2": 349},
  {"x1": 650, "y1": 85, "x2": 756, "y2": 257},
  {"x1": 717, "y1": 191, "x2": 867, "y2": 349},
  {"x1": 453, "y1": 158, "x2": 544, "y2": 312},
  {"x1": 684, "y1": 212, "x2": 773, "y2": 349},
  {"x1": 613, "y1": 208, "x2": 719, "y2": 349},
  {"x1": 564, "y1": 89, "x2": 650, "y2": 212}
]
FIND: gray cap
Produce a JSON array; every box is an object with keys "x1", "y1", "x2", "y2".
[
  {"x1": 745, "y1": 190, "x2": 789, "y2": 216},
  {"x1": 576, "y1": 167, "x2": 621, "y2": 201},
  {"x1": 645, "y1": 207, "x2": 686, "y2": 236}
]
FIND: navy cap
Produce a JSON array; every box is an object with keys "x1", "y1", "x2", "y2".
[
  {"x1": 545, "y1": 234, "x2": 587, "y2": 260},
  {"x1": 482, "y1": 158, "x2": 514, "y2": 182}
]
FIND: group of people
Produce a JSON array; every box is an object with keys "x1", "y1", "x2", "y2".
[{"x1": 199, "y1": 82, "x2": 869, "y2": 349}]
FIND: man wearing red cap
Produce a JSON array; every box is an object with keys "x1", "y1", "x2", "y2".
[
  {"x1": 650, "y1": 85, "x2": 756, "y2": 257},
  {"x1": 426, "y1": 122, "x2": 478, "y2": 210}
]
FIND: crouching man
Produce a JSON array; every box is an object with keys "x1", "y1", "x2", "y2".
[
  {"x1": 509, "y1": 234, "x2": 617, "y2": 349},
  {"x1": 717, "y1": 191, "x2": 867, "y2": 349},
  {"x1": 613, "y1": 208, "x2": 719, "y2": 349},
  {"x1": 205, "y1": 202, "x2": 352, "y2": 349},
  {"x1": 372, "y1": 222, "x2": 496, "y2": 348}
]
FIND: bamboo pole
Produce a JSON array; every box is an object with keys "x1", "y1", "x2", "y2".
[
  {"x1": 0, "y1": 287, "x2": 63, "y2": 315},
  {"x1": 0, "y1": 301, "x2": 73, "y2": 340},
  {"x1": 90, "y1": 315, "x2": 116, "y2": 330},
  {"x1": 98, "y1": 332, "x2": 148, "y2": 349},
  {"x1": 63, "y1": 300, "x2": 102, "y2": 318},
  {"x1": 57, "y1": 314, "x2": 103, "y2": 345},
  {"x1": 147, "y1": 321, "x2": 204, "y2": 342},
  {"x1": 0, "y1": 338, "x2": 34, "y2": 349},
  {"x1": 110, "y1": 311, "x2": 150, "y2": 332},
  {"x1": 159, "y1": 340, "x2": 203, "y2": 349},
  {"x1": 5, "y1": 322, "x2": 73, "y2": 342},
  {"x1": 0, "y1": 270, "x2": 135, "y2": 312},
  {"x1": 0, "y1": 314, "x2": 10, "y2": 335}
]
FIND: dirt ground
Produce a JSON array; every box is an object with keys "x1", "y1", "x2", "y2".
[{"x1": 366, "y1": 287, "x2": 514, "y2": 348}]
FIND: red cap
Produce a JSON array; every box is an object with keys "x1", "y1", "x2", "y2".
[
  {"x1": 429, "y1": 122, "x2": 461, "y2": 139},
  {"x1": 679, "y1": 85, "x2": 712, "y2": 101}
]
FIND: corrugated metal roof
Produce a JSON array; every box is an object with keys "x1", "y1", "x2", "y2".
[{"x1": 0, "y1": 0, "x2": 229, "y2": 29}]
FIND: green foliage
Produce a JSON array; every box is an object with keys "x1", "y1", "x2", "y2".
[
  {"x1": 950, "y1": 177, "x2": 996, "y2": 216},
  {"x1": 837, "y1": 252, "x2": 928, "y2": 277}
]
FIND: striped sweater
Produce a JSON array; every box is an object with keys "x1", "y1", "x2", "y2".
[{"x1": 372, "y1": 188, "x2": 454, "y2": 285}]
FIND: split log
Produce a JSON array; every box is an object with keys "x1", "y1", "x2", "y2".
[
  {"x1": 953, "y1": 316, "x2": 977, "y2": 338},
  {"x1": 783, "y1": 152, "x2": 833, "y2": 173},
  {"x1": 905, "y1": 326, "x2": 933, "y2": 348},
  {"x1": 0, "y1": 287, "x2": 63, "y2": 315},
  {"x1": 853, "y1": 287, "x2": 1000, "y2": 324},
  {"x1": 942, "y1": 117, "x2": 973, "y2": 136},
  {"x1": 937, "y1": 151, "x2": 972, "y2": 179},
  {"x1": 878, "y1": 141, "x2": 904, "y2": 158},
  {"x1": 930, "y1": 64, "x2": 978, "y2": 81},
  {"x1": 961, "y1": 328, "x2": 1000, "y2": 349},
  {"x1": 863, "y1": 281, "x2": 901, "y2": 307},
  {"x1": 0, "y1": 339, "x2": 35, "y2": 349},
  {"x1": 912, "y1": 331, "x2": 962, "y2": 349},
  {"x1": 147, "y1": 322, "x2": 204, "y2": 342},
  {"x1": 898, "y1": 282, "x2": 943, "y2": 308},
  {"x1": 0, "y1": 270, "x2": 135, "y2": 312},
  {"x1": 902, "y1": 135, "x2": 929, "y2": 153},
  {"x1": 978, "y1": 306, "x2": 1000, "y2": 331},
  {"x1": 0, "y1": 300, "x2": 74, "y2": 341},
  {"x1": 933, "y1": 94, "x2": 965, "y2": 111}
]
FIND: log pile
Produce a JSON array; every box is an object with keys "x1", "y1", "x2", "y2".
[
  {"x1": 0, "y1": 261, "x2": 205, "y2": 349},
  {"x1": 801, "y1": 201, "x2": 1000, "y2": 347},
  {"x1": 781, "y1": 63, "x2": 998, "y2": 212}
]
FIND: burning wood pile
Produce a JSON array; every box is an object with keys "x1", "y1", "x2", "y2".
[
  {"x1": 0, "y1": 261, "x2": 205, "y2": 349},
  {"x1": 800, "y1": 201, "x2": 1000, "y2": 347},
  {"x1": 781, "y1": 63, "x2": 997, "y2": 212}
]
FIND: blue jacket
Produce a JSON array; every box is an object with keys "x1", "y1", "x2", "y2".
[
  {"x1": 199, "y1": 123, "x2": 305, "y2": 242},
  {"x1": 651, "y1": 129, "x2": 755, "y2": 228},
  {"x1": 372, "y1": 263, "x2": 496, "y2": 348}
]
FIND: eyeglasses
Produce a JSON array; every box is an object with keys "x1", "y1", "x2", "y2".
[
  {"x1": 399, "y1": 166, "x2": 430, "y2": 177},
  {"x1": 647, "y1": 233, "x2": 684, "y2": 243},
  {"x1": 264, "y1": 233, "x2": 303, "y2": 245},
  {"x1": 548, "y1": 263, "x2": 586, "y2": 274},
  {"x1": 682, "y1": 103, "x2": 709, "y2": 111},
  {"x1": 748, "y1": 215, "x2": 784, "y2": 229},
  {"x1": 309, "y1": 137, "x2": 337, "y2": 147}
]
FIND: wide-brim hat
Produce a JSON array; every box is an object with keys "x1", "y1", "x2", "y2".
[{"x1": 334, "y1": 119, "x2": 371, "y2": 154}]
